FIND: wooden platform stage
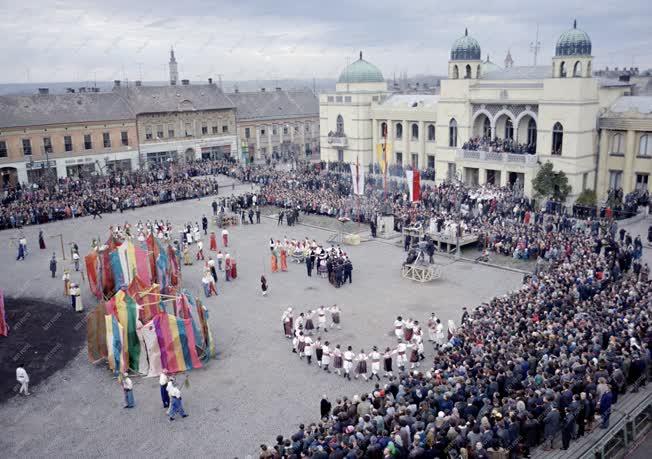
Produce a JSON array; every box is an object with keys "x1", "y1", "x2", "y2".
[
  {"x1": 401, "y1": 263, "x2": 442, "y2": 283},
  {"x1": 428, "y1": 232, "x2": 478, "y2": 254}
]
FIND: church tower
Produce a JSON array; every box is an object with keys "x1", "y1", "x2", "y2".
[
  {"x1": 169, "y1": 47, "x2": 179, "y2": 85},
  {"x1": 504, "y1": 49, "x2": 514, "y2": 68}
]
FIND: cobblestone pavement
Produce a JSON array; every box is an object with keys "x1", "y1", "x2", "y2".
[{"x1": 0, "y1": 176, "x2": 524, "y2": 458}]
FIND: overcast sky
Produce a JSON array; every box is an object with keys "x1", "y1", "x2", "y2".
[{"x1": 1, "y1": 0, "x2": 650, "y2": 84}]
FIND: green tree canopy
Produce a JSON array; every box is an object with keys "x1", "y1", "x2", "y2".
[{"x1": 532, "y1": 161, "x2": 572, "y2": 202}]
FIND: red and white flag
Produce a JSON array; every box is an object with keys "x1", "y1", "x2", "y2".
[
  {"x1": 405, "y1": 169, "x2": 421, "y2": 202},
  {"x1": 350, "y1": 157, "x2": 365, "y2": 195}
]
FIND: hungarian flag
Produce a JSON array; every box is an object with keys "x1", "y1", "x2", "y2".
[
  {"x1": 405, "y1": 169, "x2": 421, "y2": 202},
  {"x1": 350, "y1": 157, "x2": 365, "y2": 195}
]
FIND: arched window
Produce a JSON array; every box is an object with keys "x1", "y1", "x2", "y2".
[
  {"x1": 452, "y1": 65, "x2": 459, "y2": 79},
  {"x1": 560, "y1": 61, "x2": 567, "y2": 78},
  {"x1": 504, "y1": 119, "x2": 514, "y2": 140},
  {"x1": 610, "y1": 133, "x2": 624, "y2": 154},
  {"x1": 449, "y1": 119, "x2": 458, "y2": 147},
  {"x1": 427, "y1": 124, "x2": 435, "y2": 141},
  {"x1": 639, "y1": 134, "x2": 651, "y2": 156},
  {"x1": 551, "y1": 122, "x2": 563, "y2": 155},
  {"x1": 527, "y1": 118, "x2": 537, "y2": 146},
  {"x1": 573, "y1": 61, "x2": 583, "y2": 77},
  {"x1": 465, "y1": 65, "x2": 472, "y2": 79},
  {"x1": 380, "y1": 122, "x2": 388, "y2": 138},
  {"x1": 395, "y1": 123, "x2": 403, "y2": 140},
  {"x1": 411, "y1": 123, "x2": 419, "y2": 140},
  {"x1": 483, "y1": 117, "x2": 491, "y2": 138},
  {"x1": 336, "y1": 115, "x2": 344, "y2": 135}
]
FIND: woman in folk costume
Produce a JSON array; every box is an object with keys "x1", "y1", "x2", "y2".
[
  {"x1": 355, "y1": 350, "x2": 368, "y2": 381},
  {"x1": 224, "y1": 254, "x2": 232, "y2": 281},
  {"x1": 332, "y1": 344, "x2": 343, "y2": 376},
  {"x1": 404, "y1": 318, "x2": 414, "y2": 342},
  {"x1": 183, "y1": 245, "x2": 193, "y2": 265},
  {"x1": 229, "y1": 255, "x2": 237, "y2": 279},
  {"x1": 39, "y1": 230, "x2": 46, "y2": 250},
  {"x1": 209, "y1": 231, "x2": 218, "y2": 251},
  {"x1": 62, "y1": 270, "x2": 71, "y2": 296},
  {"x1": 304, "y1": 310, "x2": 315, "y2": 334},
  {"x1": 282, "y1": 307, "x2": 293, "y2": 338},
  {"x1": 270, "y1": 246, "x2": 279, "y2": 273},
  {"x1": 222, "y1": 228, "x2": 229, "y2": 247},
  {"x1": 202, "y1": 271, "x2": 212, "y2": 297},
  {"x1": 260, "y1": 275, "x2": 268, "y2": 296},
  {"x1": 280, "y1": 246, "x2": 288, "y2": 272}
]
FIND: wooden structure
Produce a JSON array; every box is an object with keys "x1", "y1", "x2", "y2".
[
  {"x1": 401, "y1": 263, "x2": 442, "y2": 283},
  {"x1": 428, "y1": 232, "x2": 478, "y2": 254},
  {"x1": 403, "y1": 226, "x2": 425, "y2": 240}
]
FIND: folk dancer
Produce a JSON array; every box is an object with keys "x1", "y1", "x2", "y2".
[
  {"x1": 224, "y1": 254, "x2": 232, "y2": 281},
  {"x1": 435, "y1": 318, "x2": 444, "y2": 347},
  {"x1": 216, "y1": 251, "x2": 224, "y2": 271},
  {"x1": 294, "y1": 312, "x2": 305, "y2": 333},
  {"x1": 208, "y1": 257, "x2": 217, "y2": 282},
  {"x1": 270, "y1": 247, "x2": 279, "y2": 273},
  {"x1": 427, "y1": 313, "x2": 438, "y2": 342},
  {"x1": 394, "y1": 316, "x2": 405, "y2": 340},
  {"x1": 369, "y1": 346, "x2": 382, "y2": 381},
  {"x1": 343, "y1": 346, "x2": 355, "y2": 380},
  {"x1": 209, "y1": 231, "x2": 218, "y2": 251},
  {"x1": 280, "y1": 247, "x2": 288, "y2": 272},
  {"x1": 314, "y1": 337, "x2": 323, "y2": 367},
  {"x1": 395, "y1": 339, "x2": 410, "y2": 372},
  {"x1": 413, "y1": 323, "x2": 426, "y2": 361},
  {"x1": 321, "y1": 341, "x2": 331, "y2": 373},
  {"x1": 304, "y1": 335, "x2": 313, "y2": 364},
  {"x1": 183, "y1": 246, "x2": 193, "y2": 265},
  {"x1": 282, "y1": 307, "x2": 293, "y2": 338},
  {"x1": 383, "y1": 347, "x2": 394, "y2": 378},
  {"x1": 329, "y1": 305, "x2": 342, "y2": 330},
  {"x1": 404, "y1": 318, "x2": 414, "y2": 341},
  {"x1": 332, "y1": 344, "x2": 343, "y2": 376},
  {"x1": 297, "y1": 332, "x2": 306, "y2": 358},
  {"x1": 62, "y1": 270, "x2": 71, "y2": 296},
  {"x1": 304, "y1": 310, "x2": 315, "y2": 334},
  {"x1": 355, "y1": 350, "x2": 368, "y2": 381},
  {"x1": 316, "y1": 306, "x2": 327, "y2": 331},
  {"x1": 196, "y1": 240, "x2": 205, "y2": 260},
  {"x1": 222, "y1": 228, "x2": 229, "y2": 247}
]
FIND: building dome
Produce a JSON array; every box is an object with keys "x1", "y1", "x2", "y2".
[
  {"x1": 451, "y1": 28, "x2": 481, "y2": 61},
  {"x1": 337, "y1": 52, "x2": 384, "y2": 84},
  {"x1": 555, "y1": 20, "x2": 592, "y2": 56}
]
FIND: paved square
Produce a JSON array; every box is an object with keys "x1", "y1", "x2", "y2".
[{"x1": 0, "y1": 185, "x2": 524, "y2": 458}]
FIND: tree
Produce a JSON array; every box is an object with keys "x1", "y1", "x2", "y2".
[
  {"x1": 575, "y1": 189, "x2": 597, "y2": 207},
  {"x1": 531, "y1": 161, "x2": 572, "y2": 202}
]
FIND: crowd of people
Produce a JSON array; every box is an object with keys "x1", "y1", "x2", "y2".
[
  {"x1": 462, "y1": 137, "x2": 536, "y2": 155},
  {"x1": 0, "y1": 159, "x2": 227, "y2": 230}
]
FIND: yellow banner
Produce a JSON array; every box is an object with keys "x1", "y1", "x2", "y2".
[{"x1": 376, "y1": 142, "x2": 391, "y2": 174}]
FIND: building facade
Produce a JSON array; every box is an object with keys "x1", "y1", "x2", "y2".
[
  {"x1": 0, "y1": 90, "x2": 137, "y2": 186},
  {"x1": 229, "y1": 88, "x2": 319, "y2": 163},
  {"x1": 319, "y1": 22, "x2": 652, "y2": 202}
]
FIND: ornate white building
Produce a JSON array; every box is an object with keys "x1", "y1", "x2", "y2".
[{"x1": 319, "y1": 21, "x2": 652, "y2": 202}]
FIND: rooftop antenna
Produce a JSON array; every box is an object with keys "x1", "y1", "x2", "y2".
[{"x1": 529, "y1": 23, "x2": 541, "y2": 66}]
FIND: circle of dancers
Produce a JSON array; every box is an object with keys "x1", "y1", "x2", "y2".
[{"x1": 281, "y1": 306, "x2": 446, "y2": 382}]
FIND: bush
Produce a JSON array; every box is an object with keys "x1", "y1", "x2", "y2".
[{"x1": 576, "y1": 189, "x2": 597, "y2": 207}]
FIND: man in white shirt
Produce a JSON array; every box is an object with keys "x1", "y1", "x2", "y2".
[
  {"x1": 122, "y1": 373, "x2": 134, "y2": 408},
  {"x1": 159, "y1": 371, "x2": 170, "y2": 408},
  {"x1": 168, "y1": 380, "x2": 188, "y2": 421},
  {"x1": 16, "y1": 364, "x2": 30, "y2": 396},
  {"x1": 343, "y1": 346, "x2": 355, "y2": 381},
  {"x1": 72, "y1": 251, "x2": 80, "y2": 271}
]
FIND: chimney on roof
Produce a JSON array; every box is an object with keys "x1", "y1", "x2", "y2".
[
  {"x1": 181, "y1": 79, "x2": 190, "y2": 85},
  {"x1": 135, "y1": 80, "x2": 142, "y2": 87},
  {"x1": 275, "y1": 87, "x2": 282, "y2": 92},
  {"x1": 208, "y1": 77, "x2": 213, "y2": 85},
  {"x1": 38, "y1": 88, "x2": 49, "y2": 95},
  {"x1": 619, "y1": 74, "x2": 630, "y2": 82},
  {"x1": 261, "y1": 88, "x2": 266, "y2": 92},
  {"x1": 113, "y1": 80, "x2": 121, "y2": 88}
]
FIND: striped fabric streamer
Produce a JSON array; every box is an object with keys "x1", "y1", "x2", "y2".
[
  {"x1": 109, "y1": 251, "x2": 125, "y2": 291},
  {"x1": 105, "y1": 315, "x2": 127, "y2": 375},
  {"x1": 141, "y1": 320, "x2": 163, "y2": 377},
  {"x1": 134, "y1": 245, "x2": 152, "y2": 286},
  {"x1": 84, "y1": 252, "x2": 101, "y2": 299}
]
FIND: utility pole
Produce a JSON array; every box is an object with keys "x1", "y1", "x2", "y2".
[
  {"x1": 50, "y1": 234, "x2": 66, "y2": 260},
  {"x1": 530, "y1": 24, "x2": 541, "y2": 66}
]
